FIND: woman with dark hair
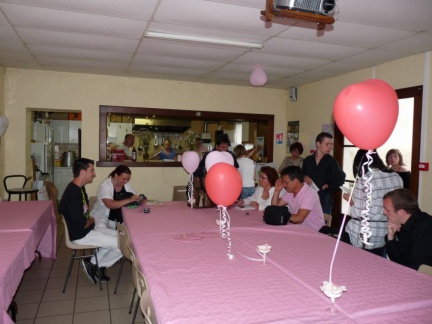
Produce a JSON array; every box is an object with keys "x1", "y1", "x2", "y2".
[
  {"x1": 91, "y1": 165, "x2": 143, "y2": 230},
  {"x1": 278, "y1": 142, "x2": 304, "y2": 173},
  {"x1": 386, "y1": 148, "x2": 411, "y2": 189},
  {"x1": 344, "y1": 149, "x2": 403, "y2": 256},
  {"x1": 236, "y1": 166, "x2": 285, "y2": 210}
]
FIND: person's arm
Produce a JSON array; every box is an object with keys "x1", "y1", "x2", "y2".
[
  {"x1": 289, "y1": 209, "x2": 311, "y2": 224},
  {"x1": 271, "y1": 179, "x2": 287, "y2": 206},
  {"x1": 102, "y1": 195, "x2": 140, "y2": 209}
]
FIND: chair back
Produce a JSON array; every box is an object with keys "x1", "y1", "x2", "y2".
[
  {"x1": 62, "y1": 215, "x2": 97, "y2": 250},
  {"x1": 418, "y1": 264, "x2": 432, "y2": 276},
  {"x1": 172, "y1": 185, "x2": 188, "y2": 201},
  {"x1": 140, "y1": 290, "x2": 158, "y2": 324},
  {"x1": 323, "y1": 213, "x2": 332, "y2": 227},
  {"x1": 88, "y1": 196, "x2": 97, "y2": 210},
  {"x1": 133, "y1": 257, "x2": 148, "y2": 298},
  {"x1": 117, "y1": 223, "x2": 132, "y2": 261},
  {"x1": 4, "y1": 175, "x2": 30, "y2": 192}
]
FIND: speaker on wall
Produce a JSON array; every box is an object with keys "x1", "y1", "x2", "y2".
[{"x1": 289, "y1": 86, "x2": 297, "y2": 102}]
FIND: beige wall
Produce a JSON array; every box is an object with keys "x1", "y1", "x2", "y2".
[
  {"x1": 2, "y1": 52, "x2": 431, "y2": 208},
  {"x1": 2, "y1": 69, "x2": 287, "y2": 200},
  {"x1": 290, "y1": 53, "x2": 432, "y2": 210}
]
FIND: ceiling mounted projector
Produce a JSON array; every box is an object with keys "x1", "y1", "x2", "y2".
[{"x1": 274, "y1": 0, "x2": 335, "y2": 15}]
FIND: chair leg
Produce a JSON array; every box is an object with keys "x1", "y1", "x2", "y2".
[
  {"x1": 35, "y1": 250, "x2": 42, "y2": 261},
  {"x1": 129, "y1": 288, "x2": 137, "y2": 314},
  {"x1": 114, "y1": 257, "x2": 125, "y2": 294},
  {"x1": 132, "y1": 297, "x2": 141, "y2": 324},
  {"x1": 63, "y1": 250, "x2": 77, "y2": 293}
]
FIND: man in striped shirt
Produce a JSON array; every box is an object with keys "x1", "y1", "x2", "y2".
[{"x1": 271, "y1": 166, "x2": 324, "y2": 231}]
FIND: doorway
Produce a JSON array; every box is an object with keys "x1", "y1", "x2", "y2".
[{"x1": 333, "y1": 85, "x2": 423, "y2": 228}]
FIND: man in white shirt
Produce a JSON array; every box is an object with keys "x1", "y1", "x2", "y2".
[{"x1": 116, "y1": 134, "x2": 135, "y2": 159}]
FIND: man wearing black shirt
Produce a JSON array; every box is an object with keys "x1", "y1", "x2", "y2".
[
  {"x1": 302, "y1": 132, "x2": 345, "y2": 214},
  {"x1": 59, "y1": 158, "x2": 122, "y2": 285},
  {"x1": 384, "y1": 188, "x2": 432, "y2": 270}
]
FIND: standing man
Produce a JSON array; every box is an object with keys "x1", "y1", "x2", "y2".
[
  {"x1": 384, "y1": 188, "x2": 432, "y2": 270},
  {"x1": 117, "y1": 133, "x2": 135, "y2": 159},
  {"x1": 59, "y1": 158, "x2": 122, "y2": 285},
  {"x1": 302, "y1": 132, "x2": 345, "y2": 214},
  {"x1": 271, "y1": 166, "x2": 324, "y2": 231}
]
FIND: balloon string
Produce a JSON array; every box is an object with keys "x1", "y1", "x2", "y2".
[
  {"x1": 218, "y1": 205, "x2": 233, "y2": 258},
  {"x1": 359, "y1": 150, "x2": 374, "y2": 246},
  {"x1": 328, "y1": 176, "x2": 358, "y2": 284},
  {"x1": 187, "y1": 173, "x2": 194, "y2": 209}
]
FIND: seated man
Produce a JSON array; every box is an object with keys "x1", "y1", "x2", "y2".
[
  {"x1": 384, "y1": 188, "x2": 432, "y2": 270},
  {"x1": 59, "y1": 158, "x2": 122, "y2": 284},
  {"x1": 271, "y1": 166, "x2": 324, "y2": 231}
]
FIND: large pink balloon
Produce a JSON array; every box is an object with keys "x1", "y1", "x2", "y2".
[
  {"x1": 333, "y1": 79, "x2": 399, "y2": 150},
  {"x1": 205, "y1": 151, "x2": 234, "y2": 172},
  {"x1": 250, "y1": 65, "x2": 267, "y2": 87},
  {"x1": 181, "y1": 151, "x2": 200, "y2": 174},
  {"x1": 205, "y1": 163, "x2": 242, "y2": 206}
]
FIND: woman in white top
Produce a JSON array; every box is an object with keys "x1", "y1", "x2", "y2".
[
  {"x1": 91, "y1": 165, "x2": 142, "y2": 232},
  {"x1": 236, "y1": 166, "x2": 285, "y2": 211},
  {"x1": 234, "y1": 144, "x2": 256, "y2": 199}
]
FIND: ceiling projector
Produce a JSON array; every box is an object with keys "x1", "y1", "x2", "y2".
[{"x1": 274, "y1": 0, "x2": 335, "y2": 15}]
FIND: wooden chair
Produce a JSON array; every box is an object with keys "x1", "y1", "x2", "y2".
[
  {"x1": 61, "y1": 216, "x2": 102, "y2": 292},
  {"x1": 114, "y1": 222, "x2": 133, "y2": 294},
  {"x1": 88, "y1": 195, "x2": 97, "y2": 210},
  {"x1": 418, "y1": 264, "x2": 432, "y2": 276},
  {"x1": 3, "y1": 175, "x2": 38, "y2": 201}
]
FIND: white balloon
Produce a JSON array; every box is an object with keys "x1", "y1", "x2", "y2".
[{"x1": 0, "y1": 116, "x2": 9, "y2": 137}]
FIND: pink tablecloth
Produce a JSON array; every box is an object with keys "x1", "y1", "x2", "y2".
[
  {"x1": 0, "y1": 200, "x2": 57, "y2": 258},
  {"x1": 123, "y1": 202, "x2": 432, "y2": 323},
  {"x1": 0, "y1": 232, "x2": 34, "y2": 324}
]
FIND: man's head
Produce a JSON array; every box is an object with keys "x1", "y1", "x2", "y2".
[
  {"x1": 215, "y1": 133, "x2": 231, "y2": 152},
  {"x1": 280, "y1": 166, "x2": 304, "y2": 194},
  {"x1": 123, "y1": 134, "x2": 135, "y2": 148},
  {"x1": 72, "y1": 158, "x2": 96, "y2": 184},
  {"x1": 315, "y1": 132, "x2": 333, "y2": 155},
  {"x1": 383, "y1": 188, "x2": 420, "y2": 225}
]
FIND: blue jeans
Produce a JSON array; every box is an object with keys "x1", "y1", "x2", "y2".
[{"x1": 241, "y1": 187, "x2": 255, "y2": 199}]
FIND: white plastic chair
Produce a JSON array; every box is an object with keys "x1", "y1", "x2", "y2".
[
  {"x1": 114, "y1": 222, "x2": 133, "y2": 294},
  {"x1": 61, "y1": 216, "x2": 102, "y2": 292},
  {"x1": 418, "y1": 264, "x2": 432, "y2": 276}
]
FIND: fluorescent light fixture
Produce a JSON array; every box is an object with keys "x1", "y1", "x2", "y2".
[{"x1": 145, "y1": 31, "x2": 263, "y2": 49}]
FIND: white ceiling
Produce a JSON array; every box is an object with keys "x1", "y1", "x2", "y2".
[{"x1": 0, "y1": 0, "x2": 431, "y2": 89}]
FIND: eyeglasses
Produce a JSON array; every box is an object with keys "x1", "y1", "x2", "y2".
[{"x1": 259, "y1": 176, "x2": 268, "y2": 179}]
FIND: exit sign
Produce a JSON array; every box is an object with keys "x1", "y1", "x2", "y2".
[{"x1": 419, "y1": 162, "x2": 429, "y2": 171}]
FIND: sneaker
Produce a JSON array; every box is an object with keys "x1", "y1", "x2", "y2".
[
  {"x1": 95, "y1": 267, "x2": 110, "y2": 282},
  {"x1": 81, "y1": 260, "x2": 96, "y2": 285}
]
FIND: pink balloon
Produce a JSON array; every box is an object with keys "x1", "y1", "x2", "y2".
[
  {"x1": 250, "y1": 65, "x2": 267, "y2": 87},
  {"x1": 181, "y1": 151, "x2": 200, "y2": 174},
  {"x1": 205, "y1": 151, "x2": 234, "y2": 172},
  {"x1": 205, "y1": 163, "x2": 242, "y2": 206},
  {"x1": 333, "y1": 79, "x2": 399, "y2": 150}
]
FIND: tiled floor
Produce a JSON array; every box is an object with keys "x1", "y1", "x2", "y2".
[{"x1": 12, "y1": 219, "x2": 146, "y2": 324}]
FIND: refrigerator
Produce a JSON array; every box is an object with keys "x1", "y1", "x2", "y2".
[{"x1": 31, "y1": 126, "x2": 54, "y2": 182}]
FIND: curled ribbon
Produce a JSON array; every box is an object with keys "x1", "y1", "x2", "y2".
[
  {"x1": 359, "y1": 150, "x2": 374, "y2": 246},
  {"x1": 187, "y1": 173, "x2": 195, "y2": 208},
  {"x1": 218, "y1": 205, "x2": 233, "y2": 259}
]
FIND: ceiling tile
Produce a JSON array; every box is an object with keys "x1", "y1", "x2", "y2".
[
  {"x1": 0, "y1": 2, "x2": 147, "y2": 39},
  {"x1": 16, "y1": 27, "x2": 139, "y2": 52},
  {"x1": 377, "y1": 33, "x2": 432, "y2": 54},
  {"x1": 1, "y1": 0, "x2": 158, "y2": 20}
]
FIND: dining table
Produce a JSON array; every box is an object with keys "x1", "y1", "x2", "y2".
[
  {"x1": 0, "y1": 200, "x2": 57, "y2": 324},
  {"x1": 123, "y1": 201, "x2": 432, "y2": 324}
]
